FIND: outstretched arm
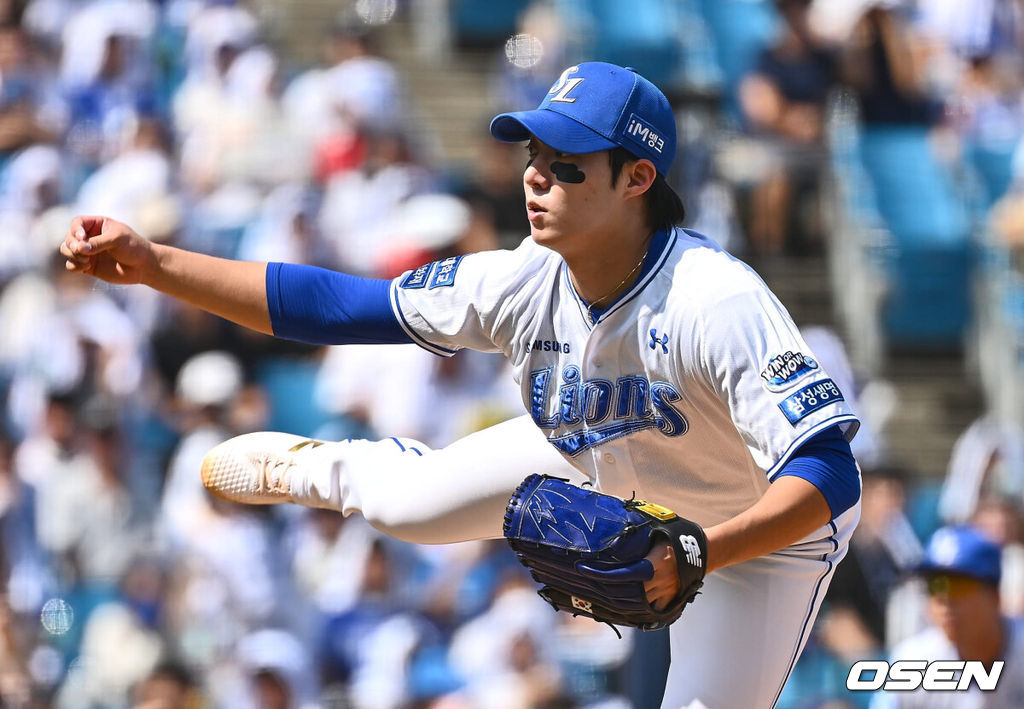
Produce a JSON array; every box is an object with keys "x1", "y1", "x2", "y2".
[
  {"x1": 61, "y1": 215, "x2": 274, "y2": 334},
  {"x1": 60, "y1": 215, "x2": 411, "y2": 345}
]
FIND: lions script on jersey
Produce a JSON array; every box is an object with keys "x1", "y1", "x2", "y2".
[{"x1": 391, "y1": 227, "x2": 858, "y2": 524}]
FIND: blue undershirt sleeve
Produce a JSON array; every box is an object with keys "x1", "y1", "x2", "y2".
[
  {"x1": 265, "y1": 262, "x2": 411, "y2": 346},
  {"x1": 774, "y1": 424, "x2": 861, "y2": 520}
]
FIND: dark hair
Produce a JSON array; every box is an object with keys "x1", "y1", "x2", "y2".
[{"x1": 608, "y1": 147, "x2": 685, "y2": 232}]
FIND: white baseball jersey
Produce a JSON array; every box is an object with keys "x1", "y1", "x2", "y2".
[{"x1": 389, "y1": 227, "x2": 859, "y2": 528}]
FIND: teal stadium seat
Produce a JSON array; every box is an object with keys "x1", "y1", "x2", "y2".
[
  {"x1": 967, "y1": 140, "x2": 1017, "y2": 208},
  {"x1": 453, "y1": 0, "x2": 530, "y2": 47},
  {"x1": 696, "y1": 0, "x2": 778, "y2": 117},
  {"x1": 581, "y1": 0, "x2": 685, "y2": 87},
  {"x1": 255, "y1": 358, "x2": 331, "y2": 437},
  {"x1": 858, "y1": 127, "x2": 972, "y2": 347}
]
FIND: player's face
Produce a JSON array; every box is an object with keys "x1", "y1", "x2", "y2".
[
  {"x1": 926, "y1": 574, "x2": 1000, "y2": 643},
  {"x1": 522, "y1": 138, "x2": 621, "y2": 251}
]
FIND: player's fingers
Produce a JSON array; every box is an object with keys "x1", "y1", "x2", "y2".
[
  {"x1": 645, "y1": 584, "x2": 675, "y2": 611},
  {"x1": 69, "y1": 215, "x2": 107, "y2": 240},
  {"x1": 64, "y1": 256, "x2": 94, "y2": 273},
  {"x1": 62, "y1": 233, "x2": 92, "y2": 259},
  {"x1": 80, "y1": 227, "x2": 126, "y2": 254},
  {"x1": 642, "y1": 543, "x2": 679, "y2": 609}
]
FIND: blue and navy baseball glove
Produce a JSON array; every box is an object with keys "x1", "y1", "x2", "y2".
[{"x1": 503, "y1": 474, "x2": 707, "y2": 631}]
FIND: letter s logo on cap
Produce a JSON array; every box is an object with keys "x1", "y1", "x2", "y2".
[{"x1": 549, "y1": 65, "x2": 583, "y2": 103}]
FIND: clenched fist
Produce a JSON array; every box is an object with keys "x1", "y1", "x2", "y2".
[{"x1": 60, "y1": 216, "x2": 157, "y2": 285}]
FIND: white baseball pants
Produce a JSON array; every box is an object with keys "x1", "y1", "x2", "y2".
[{"x1": 289, "y1": 414, "x2": 857, "y2": 708}]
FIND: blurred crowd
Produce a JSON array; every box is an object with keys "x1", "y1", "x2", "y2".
[{"x1": 0, "y1": 0, "x2": 1021, "y2": 707}]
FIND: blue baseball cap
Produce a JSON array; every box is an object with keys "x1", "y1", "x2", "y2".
[
  {"x1": 917, "y1": 526, "x2": 1002, "y2": 586},
  {"x1": 490, "y1": 62, "x2": 677, "y2": 177}
]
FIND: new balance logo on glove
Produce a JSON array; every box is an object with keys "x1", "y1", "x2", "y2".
[{"x1": 679, "y1": 535, "x2": 703, "y2": 567}]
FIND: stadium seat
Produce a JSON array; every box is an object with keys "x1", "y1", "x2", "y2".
[
  {"x1": 857, "y1": 127, "x2": 973, "y2": 347},
  {"x1": 452, "y1": 0, "x2": 530, "y2": 47},
  {"x1": 255, "y1": 357, "x2": 331, "y2": 436},
  {"x1": 966, "y1": 140, "x2": 1017, "y2": 208},
  {"x1": 695, "y1": 0, "x2": 779, "y2": 116},
  {"x1": 579, "y1": 0, "x2": 685, "y2": 87}
]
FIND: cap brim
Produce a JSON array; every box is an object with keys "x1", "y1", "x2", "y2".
[
  {"x1": 490, "y1": 109, "x2": 618, "y2": 154},
  {"x1": 915, "y1": 562, "x2": 999, "y2": 586}
]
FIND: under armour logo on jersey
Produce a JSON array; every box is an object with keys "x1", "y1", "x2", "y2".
[
  {"x1": 649, "y1": 329, "x2": 669, "y2": 354},
  {"x1": 679, "y1": 534, "x2": 703, "y2": 567},
  {"x1": 548, "y1": 65, "x2": 583, "y2": 103}
]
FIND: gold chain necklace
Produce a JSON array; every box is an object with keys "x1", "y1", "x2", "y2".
[{"x1": 585, "y1": 236, "x2": 652, "y2": 321}]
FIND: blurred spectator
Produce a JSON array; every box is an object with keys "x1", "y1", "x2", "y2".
[
  {"x1": 0, "y1": 25, "x2": 57, "y2": 156},
  {"x1": 841, "y1": 4, "x2": 941, "y2": 127},
  {"x1": 281, "y1": 25, "x2": 373, "y2": 183},
  {"x1": 13, "y1": 389, "x2": 95, "y2": 585},
  {"x1": 16, "y1": 391, "x2": 141, "y2": 589},
  {"x1": 448, "y1": 576, "x2": 566, "y2": 709},
  {"x1": 318, "y1": 129, "x2": 434, "y2": 275},
  {"x1": 174, "y1": 3, "x2": 301, "y2": 191},
  {"x1": 803, "y1": 325, "x2": 885, "y2": 468},
  {"x1": 825, "y1": 465, "x2": 922, "y2": 651},
  {"x1": 916, "y1": 0, "x2": 1024, "y2": 60},
  {"x1": 457, "y1": 135, "x2": 531, "y2": 250},
  {"x1": 70, "y1": 394, "x2": 145, "y2": 585},
  {"x1": 0, "y1": 595, "x2": 31, "y2": 706},
  {"x1": 236, "y1": 182, "x2": 331, "y2": 266},
  {"x1": 131, "y1": 661, "x2": 202, "y2": 709},
  {"x1": 158, "y1": 350, "x2": 243, "y2": 550},
  {"x1": 319, "y1": 22, "x2": 403, "y2": 133},
  {"x1": 740, "y1": 0, "x2": 839, "y2": 255},
  {"x1": 0, "y1": 431, "x2": 44, "y2": 607},
  {"x1": 870, "y1": 526, "x2": 1024, "y2": 708},
  {"x1": 940, "y1": 416, "x2": 1024, "y2": 526},
  {"x1": 952, "y1": 53, "x2": 1024, "y2": 206},
  {"x1": 0, "y1": 0, "x2": 24, "y2": 27},
  {"x1": 75, "y1": 115, "x2": 174, "y2": 231},
  {"x1": 970, "y1": 497, "x2": 1024, "y2": 618},
  {"x1": 56, "y1": 557, "x2": 168, "y2": 708},
  {"x1": 4, "y1": 255, "x2": 147, "y2": 428},
  {"x1": 0, "y1": 144, "x2": 64, "y2": 278},
  {"x1": 165, "y1": 496, "x2": 279, "y2": 682},
  {"x1": 59, "y1": 0, "x2": 158, "y2": 173},
  {"x1": 492, "y1": 2, "x2": 572, "y2": 113},
  {"x1": 237, "y1": 628, "x2": 319, "y2": 709},
  {"x1": 287, "y1": 508, "x2": 379, "y2": 616},
  {"x1": 319, "y1": 539, "x2": 424, "y2": 707}
]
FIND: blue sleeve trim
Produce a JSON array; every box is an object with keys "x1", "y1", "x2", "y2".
[
  {"x1": 387, "y1": 280, "x2": 459, "y2": 357},
  {"x1": 774, "y1": 425, "x2": 861, "y2": 520},
  {"x1": 765, "y1": 413, "x2": 860, "y2": 480},
  {"x1": 266, "y1": 262, "x2": 411, "y2": 346}
]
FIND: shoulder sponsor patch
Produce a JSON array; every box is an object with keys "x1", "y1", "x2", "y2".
[
  {"x1": 761, "y1": 351, "x2": 819, "y2": 391},
  {"x1": 428, "y1": 255, "x2": 464, "y2": 289},
  {"x1": 778, "y1": 379, "x2": 844, "y2": 425},
  {"x1": 400, "y1": 262, "x2": 433, "y2": 289}
]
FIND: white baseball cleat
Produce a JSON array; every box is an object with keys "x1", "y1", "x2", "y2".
[{"x1": 201, "y1": 431, "x2": 327, "y2": 505}]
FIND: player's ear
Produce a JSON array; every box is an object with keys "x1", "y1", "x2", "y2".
[{"x1": 622, "y1": 159, "x2": 657, "y2": 199}]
